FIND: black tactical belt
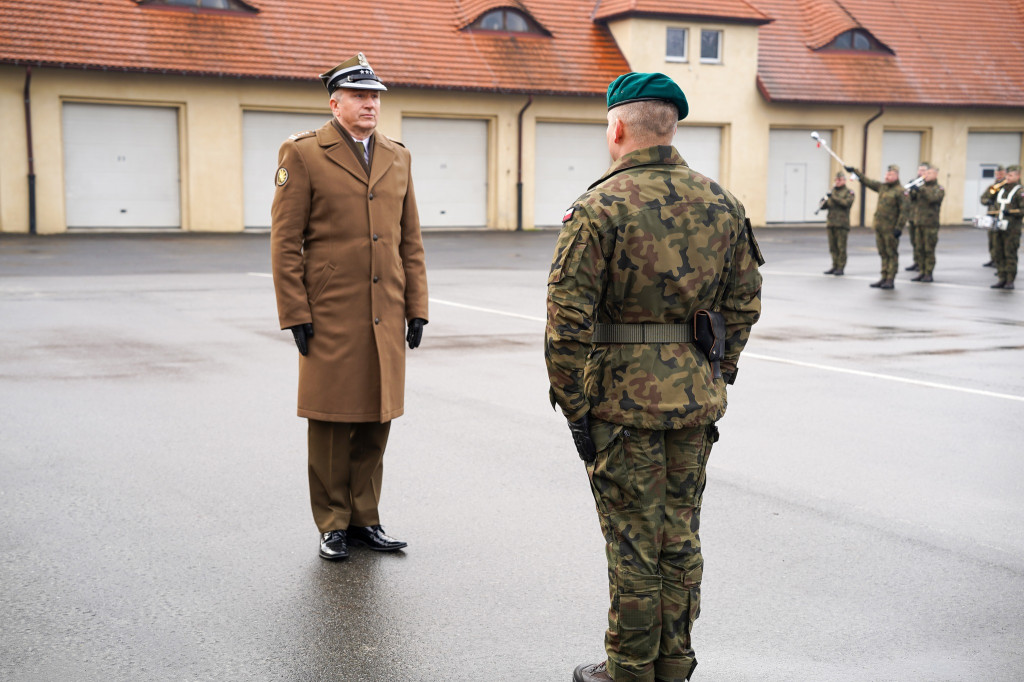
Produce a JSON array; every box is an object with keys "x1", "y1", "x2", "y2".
[{"x1": 591, "y1": 323, "x2": 694, "y2": 343}]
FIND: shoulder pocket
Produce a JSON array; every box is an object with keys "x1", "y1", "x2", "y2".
[
  {"x1": 548, "y1": 217, "x2": 588, "y2": 285},
  {"x1": 744, "y1": 218, "x2": 765, "y2": 266}
]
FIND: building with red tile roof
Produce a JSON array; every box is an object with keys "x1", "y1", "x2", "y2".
[{"x1": 0, "y1": 0, "x2": 1022, "y2": 234}]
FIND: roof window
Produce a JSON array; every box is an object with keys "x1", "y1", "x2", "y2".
[
  {"x1": 468, "y1": 8, "x2": 546, "y2": 34},
  {"x1": 822, "y1": 29, "x2": 890, "y2": 53},
  {"x1": 139, "y1": 0, "x2": 257, "y2": 11}
]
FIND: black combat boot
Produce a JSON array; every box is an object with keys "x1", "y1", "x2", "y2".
[
  {"x1": 1004, "y1": 281, "x2": 1015, "y2": 290},
  {"x1": 573, "y1": 662, "x2": 612, "y2": 682},
  {"x1": 991, "y1": 280, "x2": 1006, "y2": 289},
  {"x1": 905, "y1": 263, "x2": 919, "y2": 271},
  {"x1": 984, "y1": 260, "x2": 995, "y2": 267},
  {"x1": 911, "y1": 274, "x2": 924, "y2": 281},
  {"x1": 824, "y1": 267, "x2": 836, "y2": 275},
  {"x1": 879, "y1": 279, "x2": 895, "y2": 289},
  {"x1": 920, "y1": 274, "x2": 933, "y2": 282},
  {"x1": 869, "y1": 278, "x2": 885, "y2": 288},
  {"x1": 833, "y1": 268, "x2": 844, "y2": 276}
]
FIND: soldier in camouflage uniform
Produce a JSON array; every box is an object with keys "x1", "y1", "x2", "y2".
[
  {"x1": 980, "y1": 165, "x2": 1006, "y2": 267},
  {"x1": 847, "y1": 163, "x2": 909, "y2": 289},
  {"x1": 990, "y1": 164, "x2": 1022, "y2": 290},
  {"x1": 823, "y1": 171, "x2": 855, "y2": 276},
  {"x1": 545, "y1": 72, "x2": 763, "y2": 682},
  {"x1": 908, "y1": 166, "x2": 944, "y2": 283},
  {"x1": 905, "y1": 163, "x2": 929, "y2": 272}
]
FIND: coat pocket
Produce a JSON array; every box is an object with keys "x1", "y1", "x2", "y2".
[{"x1": 308, "y1": 262, "x2": 336, "y2": 303}]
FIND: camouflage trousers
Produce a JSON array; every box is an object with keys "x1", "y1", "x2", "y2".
[
  {"x1": 914, "y1": 226, "x2": 939, "y2": 276},
  {"x1": 907, "y1": 222, "x2": 918, "y2": 263},
  {"x1": 993, "y1": 222, "x2": 1022, "y2": 283},
  {"x1": 875, "y1": 225, "x2": 900, "y2": 279},
  {"x1": 989, "y1": 229, "x2": 999, "y2": 261},
  {"x1": 585, "y1": 418, "x2": 716, "y2": 682},
  {"x1": 827, "y1": 226, "x2": 849, "y2": 269}
]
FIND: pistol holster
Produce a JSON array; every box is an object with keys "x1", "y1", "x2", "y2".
[{"x1": 694, "y1": 310, "x2": 725, "y2": 379}]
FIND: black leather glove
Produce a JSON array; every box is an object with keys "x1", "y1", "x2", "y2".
[
  {"x1": 289, "y1": 323, "x2": 314, "y2": 356},
  {"x1": 844, "y1": 165, "x2": 856, "y2": 173},
  {"x1": 567, "y1": 414, "x2": 597, "y2": 463},
  {"x1": 894, "y1": 229, "x2": 903, "y2": 239},
  {"x1": 406, "y1": 318, "x2": 426, "y2": 349}
]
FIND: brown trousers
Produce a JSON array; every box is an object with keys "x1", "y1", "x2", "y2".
[{"x1": 307, "y1": 419, "x2": 391, "y2": 533}]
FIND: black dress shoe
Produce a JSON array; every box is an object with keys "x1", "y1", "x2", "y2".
[
  {"x1": 319, "y1": 530, "x2": 349, "y2": 560},
  {"x1": 573, "y1": 662, "x2": 612, "y2": 682},
  {"x1": 905, "y1": 263, "x2": 919, "y2": 271},
  {"x1": 349, "y1": 524, "x2": 407, "y2": 551}
]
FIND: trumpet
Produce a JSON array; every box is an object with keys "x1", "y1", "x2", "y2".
[
  {"x1": 904, "y1": 176, "x2": 926, "y2": 190},
  {"x1": 987, "y1": 179, "x2": 1008, "y2": 195}
]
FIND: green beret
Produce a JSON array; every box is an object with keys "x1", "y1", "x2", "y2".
[
  {"x1": 607, "y1": 72, "x2": 688, "y2": 120},
  {"x1": 1008, "y1": 164, "x2": 1021, "y2": 173}
]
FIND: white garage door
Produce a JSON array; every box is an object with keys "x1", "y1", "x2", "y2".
[
  {"x1": 881, "y1": 130, "x2": 921, "y2": 182},
  {"x1": 767, "y1": 129, "x2": 833, "y2": 223},
  {"x1": 963, "y1": 132, "x2": 1022, "y2": 220},
  {"x1": 534, "y1": 122, "x2": 610, "y2": 226},
  {"x1": 63, "y1": 103, "x2": 180, "y2": 228},
  {"x1": 243, "y1": 111, "x2": 329, "y2": 228},
  {"x1": 676, "y1": 125, "x2": 721, "y2": 183},
  {"x1": 401, "y1": 117, "x2": 488, "y2": 228}
]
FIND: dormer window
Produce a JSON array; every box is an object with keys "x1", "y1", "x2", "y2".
[
  {"x1": 822, "y1": 29, "x2": 890, "y2": 53},
  {"x1": 139, "y1": 0, "x2": 257, "y2": 11},
  {"x1": 469, "y1": 8, "x2": 546, "y2": 34}
]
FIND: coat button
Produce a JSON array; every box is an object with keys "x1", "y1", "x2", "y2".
[
  {"x1": 369, "y1": 193, "x2": 375, "y2": 200},
  {"x1": 373, "y1": 276, "x2": 379, "y2": 283},
  {"x1": 372, "y1": 234, "x2": 378, "y2": 241},
  {"x1": 374, "y1": 317, "x2": 380, "y2": 325}
]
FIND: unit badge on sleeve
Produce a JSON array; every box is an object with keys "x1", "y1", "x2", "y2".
[{"x1": 276, "y1": 167, "x2": 289, "y2": 186}]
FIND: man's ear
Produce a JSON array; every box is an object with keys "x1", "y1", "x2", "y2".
[{"x1": 611, "y1": 117, "x2": 625, "y2": 144}]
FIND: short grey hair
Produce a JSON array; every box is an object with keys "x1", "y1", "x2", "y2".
[{"x1": 609, "y1": 100, "x2": 678, "y2": 146}]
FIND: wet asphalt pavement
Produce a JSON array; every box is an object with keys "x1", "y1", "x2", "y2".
[{"x1": 1, "y1": 226, "x2": 1022, "y2": 682}]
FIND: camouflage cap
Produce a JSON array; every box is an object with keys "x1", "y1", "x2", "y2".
[
  {"x1": 607, "y1": 72, "x2": 688, "y2": 120},
  {"x1": 835, "y1": 171, "x2": 846, "y2": 179},
  {"x1": 887, "y1": 164, "x2": 900, "y2": 173},
  {"x1": 1008, "y1": 164, "x2": 1022, "y2": 173},
  {"x1": 319, "y1": 53, "x2": 387, "y2": 94},
  {"x1": 997, "y1": 164, "x2": 1006, "y2": 171}
]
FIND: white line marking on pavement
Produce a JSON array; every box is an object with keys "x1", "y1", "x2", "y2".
[
  {"x1": 429, "y1": 298, "x2": 1024, "y2": 403},
  {"x1": 249, "y1": 272, "x2": 272, "y2": 278}
]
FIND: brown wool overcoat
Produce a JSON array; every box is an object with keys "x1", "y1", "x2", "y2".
[{"x1": 271, "y1": 120, "x2": 428, "y2": 422}]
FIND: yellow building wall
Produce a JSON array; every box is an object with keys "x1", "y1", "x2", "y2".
[{"x1": 2, "y1": 61, "x2": 1022, "y2": 234}]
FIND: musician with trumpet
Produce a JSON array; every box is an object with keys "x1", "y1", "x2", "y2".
[
  {"x1": 844, "y1": 163, "x2": 909, "y2": 289},
  {"x1": 821, "y1": 171, "x2": 855, "y2": 276},
  {"x1": 904, "y1": 163, "x2": 930, "y2": 273},
  {"x1": 988, "y1": 164, "x2": 1022, "y2": 290},
  {"x1": 980, "y1": 165, "x2": 1007, "y2": 267},
  {"x1": 908, "y1": 166, "x2": 944, "y2": 283}
]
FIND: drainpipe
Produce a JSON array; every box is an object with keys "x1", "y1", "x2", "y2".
[
  {"x1": 516, "y1": 95, "x2": 533, "y2": 231},
  {"x1": 859, "y1": 105, "x2": 884, "y2": 228},
  {"x1": 24, "y1": 66, "x2": 37, "y2": 234}
]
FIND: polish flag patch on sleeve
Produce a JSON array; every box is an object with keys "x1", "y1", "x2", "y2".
[{"x1": 562, "y1": 206, "x2": 575, "y2": 223}]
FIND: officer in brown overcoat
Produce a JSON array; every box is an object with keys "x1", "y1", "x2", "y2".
[{"x1": 271, "y1": 53, "x2": 429, "y2": 561}]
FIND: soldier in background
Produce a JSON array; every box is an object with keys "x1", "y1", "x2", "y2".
[
  {"x1": 905, "y1": 163, "x2": 930, "y2": 272},
  {"x1": 909, "y1": 166, "x2": 945, "y2": 283},
  {"x1": 981, "y1": 165, "x2": 1007, "y2": 268},
  {"x1": 546, "y1": 72, "x2": 763, "y2": 682},
  {"x1": 990, "y1": 164, "x2": 1022, "y2": 290},
  {"x1": 822, "y1": 171, "x2": 855, "y2": 276},
  {"x1": 846, "y1": 163, "x2": 909, "y2": 289}
]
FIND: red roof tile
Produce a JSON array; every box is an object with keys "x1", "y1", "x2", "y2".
[
  {"x1": 593, "y1": 0, "x2": 771, "y2": 24},
  {"x1": 0, "y1": 0, "x2": 628, "y2": 96},
  {"x1": 752, "y1": 0, "x2": 1024, "y2": 107}
]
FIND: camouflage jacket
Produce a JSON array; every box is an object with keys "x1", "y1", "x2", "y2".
[
  {"x1": 544, "y1": 146, "x2": 763, "y2": 430},
  {"x1": 910, "y1": 180, "x2": 945, "y2": 228},
  {"x1": 825, "y1": 186, "x2": 855, "y2": 229},
  {"x1": 859, "y1": 174, "x2": 909, "y2": 232}
]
